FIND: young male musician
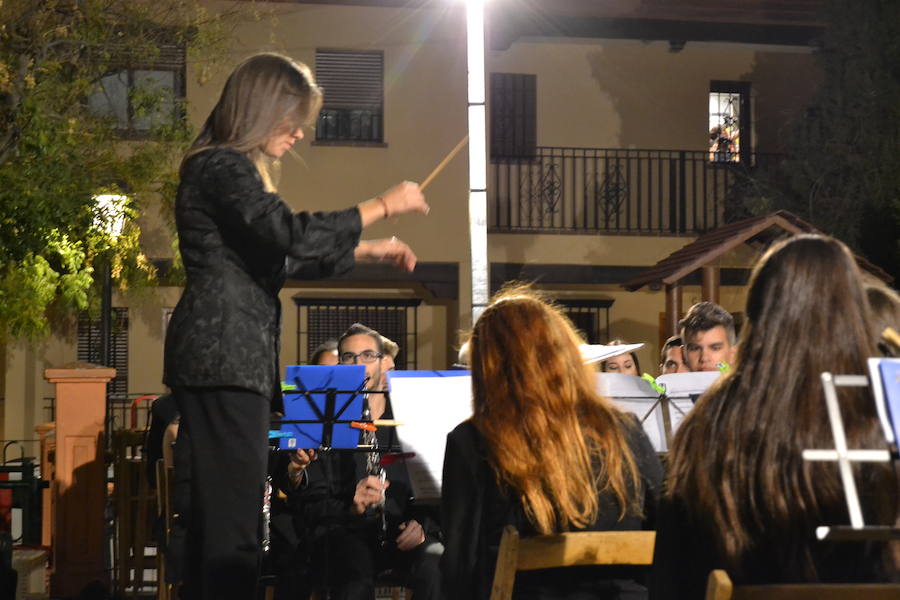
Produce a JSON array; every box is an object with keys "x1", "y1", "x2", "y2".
[
  {"x1": 678, "y1": 302, "x2": 737, "y2": 372},
  {"x1": 658, "y1": 335, "x2": 689, "y2": 375},
  {"x1": 291, "y1": 323, "x2": 442, "y2": 600}
]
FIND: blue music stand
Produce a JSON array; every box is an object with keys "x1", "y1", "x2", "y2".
[
  {"x1": 869, "y1": 357, "x2": 900, "y2": 447},
  {"x1": 278, "y1": 364, "x2": 367, "y2": 450}
]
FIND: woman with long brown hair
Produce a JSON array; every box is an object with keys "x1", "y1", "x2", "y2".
[
  {"x1": 164, "y1": 53, "x2": 428, "y2": 599},
  {"x1": 651, "y1": 234, "x2": 899, "y2": 599},
  {"x1": 441, "y1": 286, "x2": 663, "y2": 599}
]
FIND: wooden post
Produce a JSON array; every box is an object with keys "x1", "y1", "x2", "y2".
[
  {"x1": 665, "y1": 283, "x2": 683, "y2": 336},
  {"x1": 44, "y1": 363, "x2": 114, "y2": 598},
  {"x1": 34, "y1": 421, "x2": 55, "y2": 548},
  {"x1": 701, "y1": 265, "x2": 720, "y2": 304}
]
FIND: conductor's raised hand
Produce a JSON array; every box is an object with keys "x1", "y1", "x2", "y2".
[
  {"x1": 352, "y1": 475, "x2": 389, "y2": 515},
  {"x1": 354, "y1": 237, "x2": 417, "y2": 272},
  {"x1": 380, "y1": 181, "x2": 429, "y2": 217}
]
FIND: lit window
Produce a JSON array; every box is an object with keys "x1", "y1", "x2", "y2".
[{"x1": 709, "y1": 81, "x2": 751, "y2": 163}]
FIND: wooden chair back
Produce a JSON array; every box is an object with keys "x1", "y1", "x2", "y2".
[
  {"x1": 155, "y1": 459, "x2": 175, "y2": 600},
  {"x1": 112, "y1": 429, "x2": 158, "y2": 599},
  {"x1": 706, "y1": 569, "x2": 900, "y2": 600},
  {"x1": 490, "y1": 526, "x2": 656, "y2": 600}
]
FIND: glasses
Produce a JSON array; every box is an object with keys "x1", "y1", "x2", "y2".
[{"x1": 339, "y1": 350, "x2": 383, "y2": 364}]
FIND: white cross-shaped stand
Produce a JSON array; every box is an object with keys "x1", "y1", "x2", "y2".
[{"x1": 801, "y1": 372, "x2": 897, "y2": 541}]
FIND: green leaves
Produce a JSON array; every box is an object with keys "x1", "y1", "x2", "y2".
[{"x1": 0, "y1": 0, "x2": 240, "y2": 340}]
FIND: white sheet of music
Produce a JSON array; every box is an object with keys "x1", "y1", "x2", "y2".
[
  {"x1": 597, "y1": 371, "x2": 720, "y2": 452},
  {"x1": 387, "y1": 371, "x2": 473, "y2": 501},
  {"x1": 580, "y1": 343, "x2": 644, "y2": 364}
]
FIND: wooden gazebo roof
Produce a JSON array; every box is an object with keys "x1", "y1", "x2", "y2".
[{"x1": 621, "y1": 210, "x2": 892, "y2": 292}]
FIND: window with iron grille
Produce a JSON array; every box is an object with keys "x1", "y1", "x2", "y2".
[
  {"x1": 315, "y1": 49, "x2": 384, "y2": 143},
  {"x1": 86, "y1": 42, "x2": 186, "y2": 136},
  {"x1": 490, "y1": 72, "x2": 536, "y2": 161},
  {"x1": 558, "y1": 300, "x2": 613, "y2": 345},
  {"x1": 77, "y1": 308, "x2": 129, "y2": 395},
  {"x1": 708, "y1": 80, "x2": 751, "y2": 163},
  {"x1": 296, "y1": 299, "x2": 420, "y2": 369}
]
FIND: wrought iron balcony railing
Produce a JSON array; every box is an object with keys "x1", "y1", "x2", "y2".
[{"x1": 489, "y1": 147, "x2": 783, "y2": 235}]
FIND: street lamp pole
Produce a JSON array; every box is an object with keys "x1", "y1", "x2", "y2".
[
  {"x1": 93, "y1": 193, "x2": 128, "y2": 368},
  {"x1": 99, "y1": 261, "x2": 113, "y2": 368},
  {"x1": 466, "y1": 0, "x2": 489, "y2": 324}
]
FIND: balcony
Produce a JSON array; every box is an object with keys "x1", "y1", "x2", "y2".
[{"x1": 489, "y1": 147, "x2": 783, "y2": 235}]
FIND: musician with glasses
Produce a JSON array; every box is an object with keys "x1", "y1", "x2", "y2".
[{"x1": 289, "y1": 323, "x2": 443, "y2": 600}]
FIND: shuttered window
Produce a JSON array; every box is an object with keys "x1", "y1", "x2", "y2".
[
  {"x1": 315, "y1": 49, "x2": 384, "y2": 143},
  {"x1": 296, "y1": 299, "x2": 419, "y2": 369},
  {"x1": 77, "y1": 308, "x2": 129, "y2": 395},
  {"x1": 490, "y1": 73, "x2": 537, "y2": 161},
  {"x1": 558, "y1": 300, "x2": 613, "y2": 345}
]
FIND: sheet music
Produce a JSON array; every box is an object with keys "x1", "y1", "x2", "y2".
[
  {"x1": 580, "y1": 343, "x2": 644, "y2": 364},
  {"x1": 387, "y1": 371, "x2": 473, "y2": 501},
  {"x1": 386, "y1": 369, "x2": 721, "y2": 499},
  {"x1": 596, "y1": 371, "x2": 719, "y2": 452}
]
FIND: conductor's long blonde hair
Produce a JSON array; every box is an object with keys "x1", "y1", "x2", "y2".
[
  {"x1": 182, "y1": 52, "x2": 322, "y2": 191},
  {"x1": 469, "y1": 286, "x2": 642, "y2": 534}
]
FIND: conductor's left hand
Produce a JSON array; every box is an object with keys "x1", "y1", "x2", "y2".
[
  {"x1": 354, "y1": 237, "x2": 417, "y2": 272},
  {"x1": 395, "y1": 519, "x2": 426, "y2": 551}
]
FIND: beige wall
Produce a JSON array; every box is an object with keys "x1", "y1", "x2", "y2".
[
  {"x1": 489, "y1": 38, "x2": 819, "y2": 153},
  {"x1": 490, "y1": 233, "x2": 690, "y2": 266},
  {"x1": 3, "y1": 333, "x2": 77, "y2": 442}
]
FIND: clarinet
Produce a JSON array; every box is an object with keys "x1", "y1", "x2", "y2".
[
  {"x1": 360, "y1": 398, "x2": 387, "y2": 544},
  {"x1": 261, "y1": 475, "x2": 273, "y2": 554}
]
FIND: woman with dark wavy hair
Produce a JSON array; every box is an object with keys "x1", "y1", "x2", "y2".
[
  {"x1": 651, "y1": 234, "x2": 899, "y2": 599},
  {"x1": 441, "y1": 286, "x2": 663, "y2": 599}
]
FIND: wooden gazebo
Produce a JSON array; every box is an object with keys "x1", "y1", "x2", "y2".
[{"x1": 621, "y1": 210, "x2": 892, "y2": 336}]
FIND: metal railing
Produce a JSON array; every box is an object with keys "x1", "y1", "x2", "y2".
[
  {"x1": 43, "y1": 393, "x2": 158, "y2": 437},
  {"x1": 489, "y1": 147, "x2": 783, "y2": 234},
  {"x1": 315, "y1": 107, "x2": 383, "y2": 143}
]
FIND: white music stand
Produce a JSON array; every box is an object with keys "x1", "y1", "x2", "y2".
[{"x1": 801, "y1": 371, "x2": 898, "y2": 541}]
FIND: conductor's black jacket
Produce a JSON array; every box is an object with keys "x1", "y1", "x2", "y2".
[{"x1": 163, "y1": 147, "x2": 361, "y2": 400}]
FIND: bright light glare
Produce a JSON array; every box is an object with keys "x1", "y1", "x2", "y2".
[
  {"x1": 468, "y1": 105, "x2": 487, "y2": 189},
  {"x1": 93, "y1": 194, "x2": 129, "y2": 239},
  {"x1": 465, "y1": 0, "x2": 488, "y2": 323},
  {"x1": 466, "y1": 0, "x2": 485, "y2": 103},
  {"x1": 469, "y1": 189, "x2": 488, "y2": 320}
]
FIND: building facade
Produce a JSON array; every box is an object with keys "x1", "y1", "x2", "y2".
[{"x1": 2, "y1": 0, "x2": 824, "y2": 441}]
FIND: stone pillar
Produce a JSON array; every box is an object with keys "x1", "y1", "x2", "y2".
[{"x1": 44, "y1": 363, "x2": 113, "y2": 598}]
